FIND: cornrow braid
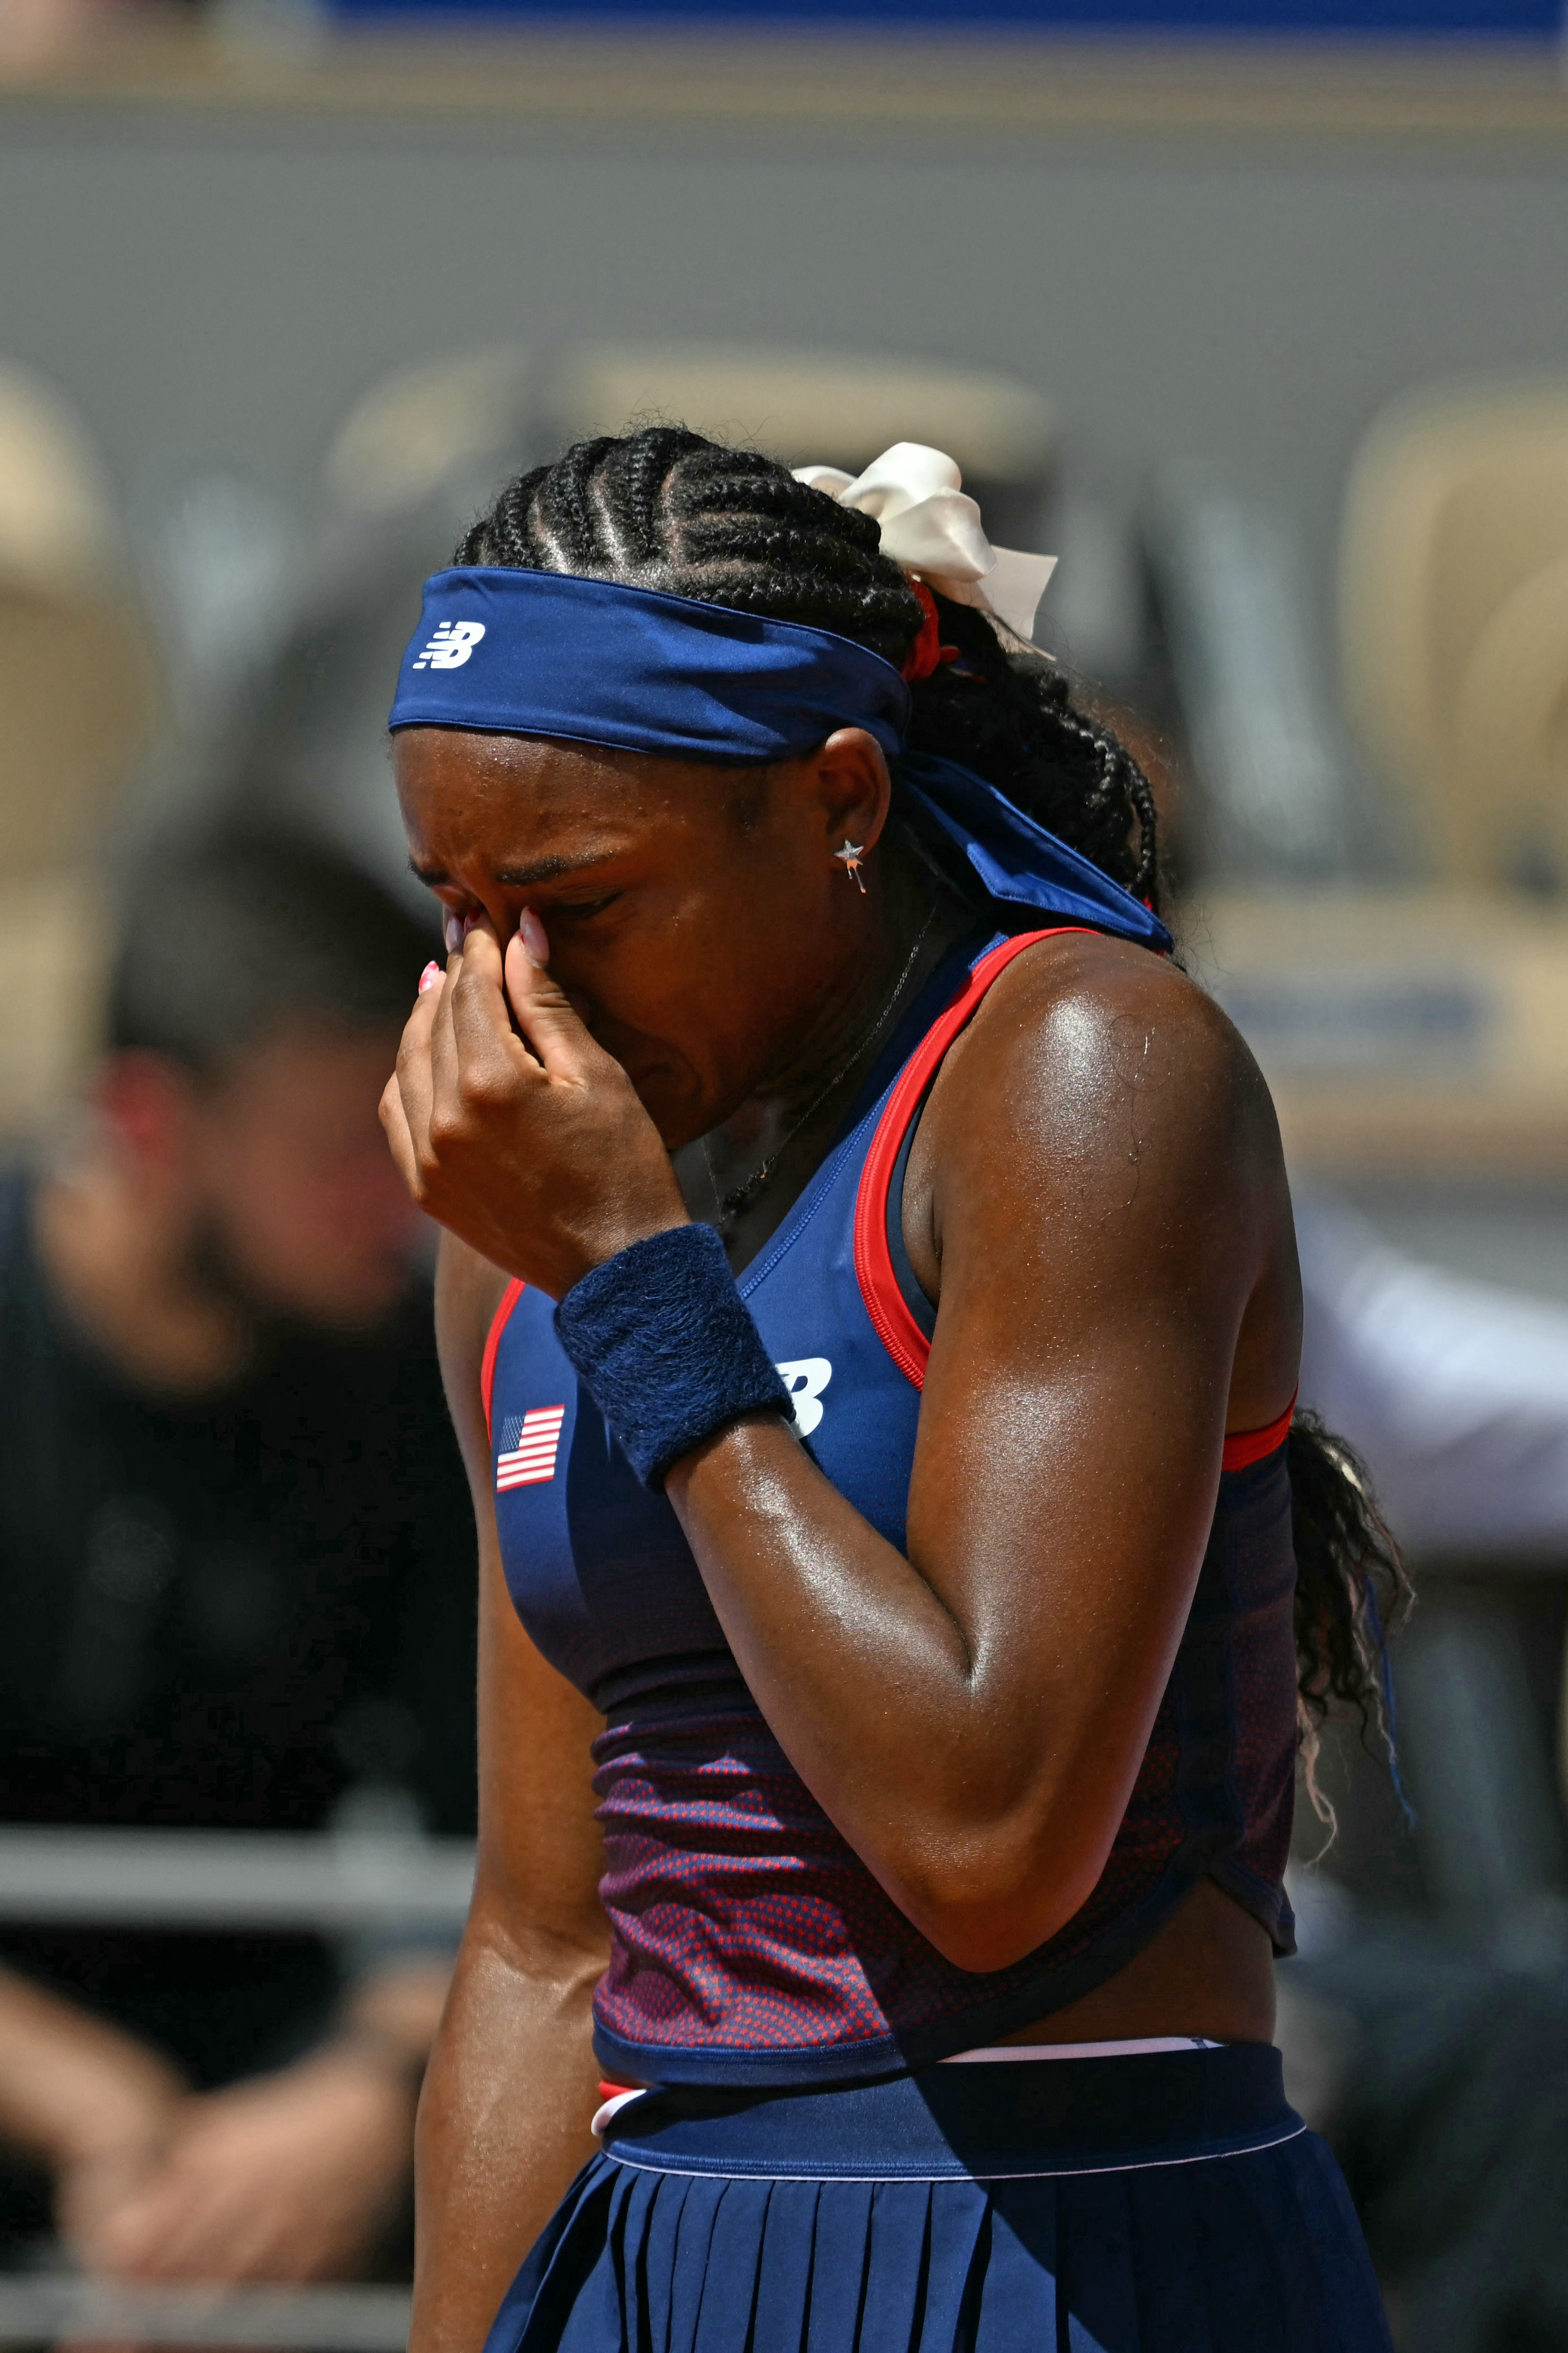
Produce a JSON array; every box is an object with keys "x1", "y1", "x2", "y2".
[{"x1": 455, "y1": 425, "x2": 1159, "y2": 902}]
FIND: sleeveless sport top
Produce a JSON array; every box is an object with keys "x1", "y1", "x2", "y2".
[{"x1": 485, "y1": 927, "x2": 1300, "y2": 2088}]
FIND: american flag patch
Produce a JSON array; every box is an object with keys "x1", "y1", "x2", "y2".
[{"x1": 496, "y1": 1405, "x2": 566, "y2": 1492}]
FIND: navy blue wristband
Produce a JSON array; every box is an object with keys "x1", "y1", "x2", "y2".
[{"x1": 553, "y1": 1225, "x2": 793, "y2": 1489}]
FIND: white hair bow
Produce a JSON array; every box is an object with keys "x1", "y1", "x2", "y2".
[{"x1": 792, "y1": 442, "x2": 1056, "y2": 646}]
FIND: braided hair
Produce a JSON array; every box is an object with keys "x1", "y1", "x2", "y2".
[
  {"x1": 458, "y1": 425, "x2": 1408, "y2": 1775},
  {"x1": 456, "y1": 425, "x2": 1159, "y2": 904}
]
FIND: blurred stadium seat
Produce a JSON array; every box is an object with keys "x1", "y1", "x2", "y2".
[
  {"x1": 0, "y1": 364, "x2": 160, "y2": 1140},
  {"x1": 1340, "y1": 377, "x2": 1568, "y2": 896},
  {"x1": 322, "y1": 343, "x2": 536, "y2": 524},
  {"x1": 1145, "y1": 462, "x2": 1365, "y2": 882},
  {"x1": 1181, "y1": 381, "x2": 1568, "y2": 1187},
  {"x1": 1187, "y1": 886, "x2": 1568, "y2": 1180}
]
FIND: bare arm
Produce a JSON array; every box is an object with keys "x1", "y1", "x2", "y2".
[
  {"x1": 0, "y1": 1966, "x2": 184, "y2": 2176},
  {"x1": 0, "y1": 1967, "x2": 186, "y2": 2268},
  {"x1": 666, "y1": 938, "x2": 1298, "y2": 1968},
  {"x1": 410, "y1": 1236, "x2": 610, "y2": 2353}
]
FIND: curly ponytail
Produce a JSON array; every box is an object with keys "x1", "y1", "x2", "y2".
[{"x1": 1288, "y1": 1411, "x2": 1412, "y2": 1827}]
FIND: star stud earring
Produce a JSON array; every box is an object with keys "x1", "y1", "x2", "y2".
[{"x1": 835, "y1": 839, "x2": 866, "y2": 893}]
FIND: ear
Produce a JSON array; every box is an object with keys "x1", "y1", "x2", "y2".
[
  {"x1": 95, "y1": 1051, "x2": 200, "y2": 1174},
  {"x1": 799, "y1": 728, "x2": 893, "y2": 860}
]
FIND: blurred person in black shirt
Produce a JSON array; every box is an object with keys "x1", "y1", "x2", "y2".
[{"x1": 0, "y1": 829, "x2": 475, "y2": 2283}]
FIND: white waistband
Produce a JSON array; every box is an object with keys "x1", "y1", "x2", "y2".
[
  {"x1": 592, "y1": 2088, "x2": 648, "y2": 2137},
  {"x1": 943, "y1": 2037, "x2": 1225, "y2": 2063}
]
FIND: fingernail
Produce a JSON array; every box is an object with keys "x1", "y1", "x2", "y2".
[
  {"x1": 417, "y1": 961, "x2": 442, "y2": 995},
  {"x1": 462, "y1": 910, "x2": 483, "y2": 939},
  {"x1": 444, "y1": 915, "x2": 462, "y2": 954},
  {"x1": 518, "y1": 907, "x2": 549, "y2": 968}
]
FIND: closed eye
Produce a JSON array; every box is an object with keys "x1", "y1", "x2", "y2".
[{"x1": 552, "y1": 892, "x2": 623, "y2": 920}]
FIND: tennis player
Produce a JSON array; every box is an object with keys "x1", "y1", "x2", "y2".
[{"x1": 381, "y1": 429, "x2": 1397, "y2": 2352}]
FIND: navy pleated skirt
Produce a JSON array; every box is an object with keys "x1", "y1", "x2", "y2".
[{"x1": 483, "y1": 2045, "x2": 1391, "y2": 2353}]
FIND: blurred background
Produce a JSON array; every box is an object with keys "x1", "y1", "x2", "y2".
[{"x1": 2, "y1": 0, "x2": 1568, "y2": 2347}]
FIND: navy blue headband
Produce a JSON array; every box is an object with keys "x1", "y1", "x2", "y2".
[
  {"x1": 388, "y1": 567, "x2": 910, "y2": 762},
  {"x1": 387, "y1": 564, "x2": 1170, "y2": 955}
]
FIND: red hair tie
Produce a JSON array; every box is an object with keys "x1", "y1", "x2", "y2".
[{"x1": 902, "y1": 581, "x2": 960, "y2": 685}]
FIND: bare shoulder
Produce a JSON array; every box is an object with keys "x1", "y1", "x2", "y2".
[
  {"x1": 917, "y1": 930, "x2": 1287, "y2": 1278},
  {"x1": 941, "y1": 930, "x2": 1277, "y2": 1160}
]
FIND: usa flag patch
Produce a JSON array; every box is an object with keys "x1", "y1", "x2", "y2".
[{"x1": 496, "y1": 1405, "x2": 566, "y2": 1492}]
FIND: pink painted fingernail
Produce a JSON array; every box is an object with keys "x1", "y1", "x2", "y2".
[
  {"x1": 444, "y1": 915, "x2": 462, "y2": 955},
  {"x1": 418, "y1": 961, "x2": 442, "y2": 995},
  {"x1": 518, "y1": 907, "x2": 549, "y2": 968}
]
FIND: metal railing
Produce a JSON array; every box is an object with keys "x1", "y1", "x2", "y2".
[
  {"x1": 0, "y1": 1826, "x2": 479, "y2": 2345},
  {"x1": 0, "y1": 1826, "x2": 475, "y2": 1933},
  {"x1": 0, "y1": 2277, "x2": 413, "y2": 2348}
]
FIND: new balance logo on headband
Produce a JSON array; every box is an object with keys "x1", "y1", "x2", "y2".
[{"x1": 413, "y1": 620, "x2": 486, "y2": 670}]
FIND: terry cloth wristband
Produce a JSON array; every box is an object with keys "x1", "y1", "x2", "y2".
[{"x1": 553, "y1": 1224, "x2": 794, "y2": 1489}]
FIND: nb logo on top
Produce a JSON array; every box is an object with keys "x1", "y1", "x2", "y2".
[{"x1": 413, "y1": 621, "x2": 486, "y2": 671}]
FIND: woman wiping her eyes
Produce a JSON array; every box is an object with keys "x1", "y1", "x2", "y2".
[{"x1": 381, "y1": 428, "x2": 1400, "y2": 2353}]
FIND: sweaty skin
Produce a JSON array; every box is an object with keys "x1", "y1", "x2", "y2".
[{"x1": 383, "y1": 722, "x2": 1301, "y2": 2353}]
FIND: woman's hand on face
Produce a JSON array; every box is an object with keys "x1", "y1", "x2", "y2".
[{"x1": 381, "y1": 914, "x2": 688, "y2": 1297}]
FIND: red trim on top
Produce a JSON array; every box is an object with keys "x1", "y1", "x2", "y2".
[
  {"x1": 481, "y1": 1278, "x2": 526, "y2": 1440},
  {"x1": 1220, "y1": 1393, "x2": 1297, "y2": 1473},
  {"x1": 853, "y1": 939, "x2": 1301, "y2": 1471},
  {"x1": 853, "y1": 929, "x2": 1097, "y2": 1390}
]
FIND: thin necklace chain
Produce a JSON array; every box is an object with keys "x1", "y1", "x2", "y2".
[{"x1": 705, "y1": 901, "x2": 939, "y2": 1235}]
